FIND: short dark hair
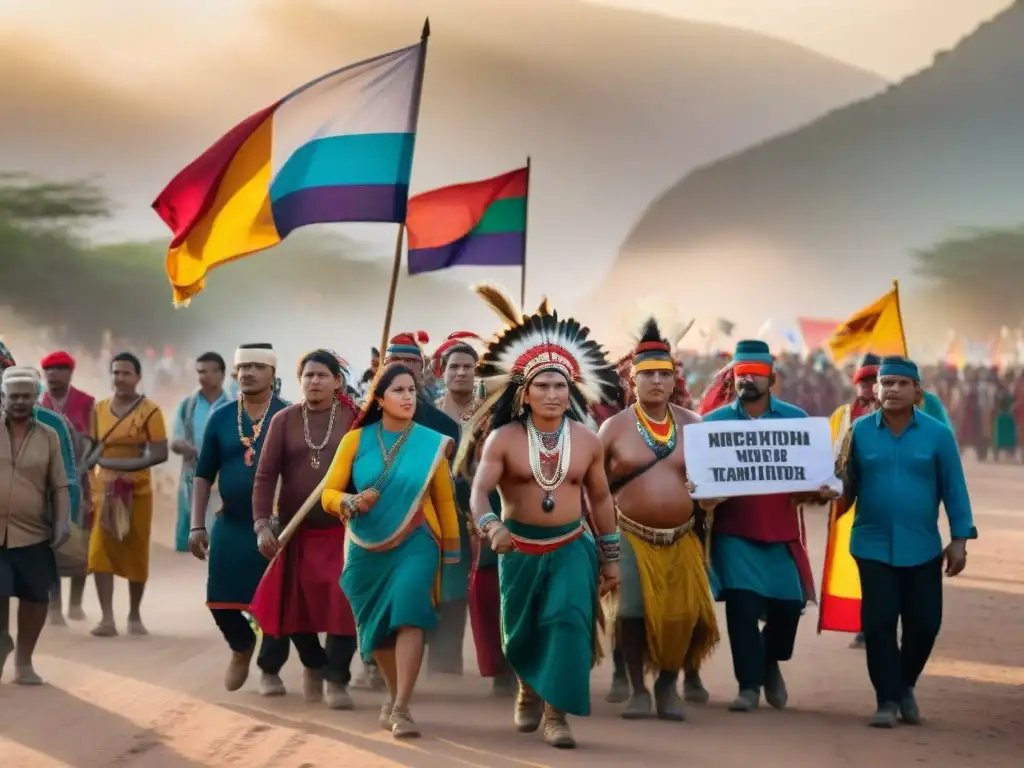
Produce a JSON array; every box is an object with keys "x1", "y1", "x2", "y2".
[
  {"x1": 196, "y1": 351, "x2": 226, "y2": 372},
  {"x1": 297, "y1": 349, "x2": 342, "y2": 379},
  {"x1": 111, "y1": 351, "x2": 142, "y2": 375}
]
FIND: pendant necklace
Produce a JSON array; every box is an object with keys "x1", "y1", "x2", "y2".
[
  {"x1": 302, "y1": 398, "x2": 338, "y2": 469},
  {"x1": 526, "y1": 416, "x2": 570, "y2": 512},
  {"x1": 238, "y1": 396, "x2": 272, "y2": 466}
]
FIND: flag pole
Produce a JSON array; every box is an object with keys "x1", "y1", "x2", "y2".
[
  {"x1": 519, "y1": 156, "x2": 531, "y2": 308},
  {"x1": 891, "y1": 278, "x2": 909, "y2": 356},
  {"x1": 380, "y1": 18, "x2": 431, "y2": 354}
]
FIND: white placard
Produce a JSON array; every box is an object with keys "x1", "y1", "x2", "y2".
[{"x1": 683, "y1": 417, "x2": 841, "y2": 499}]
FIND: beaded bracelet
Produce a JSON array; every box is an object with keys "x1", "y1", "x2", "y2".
[
  {"x1": 477, "y1": 511, "x2": 501, "y2": 535},
  {"x1": 598, "y1": 532, "x2": 621, "y2": 563}
]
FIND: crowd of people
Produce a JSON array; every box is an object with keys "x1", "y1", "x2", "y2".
[{"x1": 0, "y1": 286, "x2": 1005, "y2": 748}]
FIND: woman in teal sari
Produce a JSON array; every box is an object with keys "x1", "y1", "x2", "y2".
[{"x1": 322, "y1": 364, "x2": 461, "y2": 739}]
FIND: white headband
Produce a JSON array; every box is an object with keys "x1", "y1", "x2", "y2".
[
  {"x1": 2, "y1": 366, "x2": 40, "y2": 383},
  {"x1": 234, "y1": 348, "x2": 277, "y2": 368}
]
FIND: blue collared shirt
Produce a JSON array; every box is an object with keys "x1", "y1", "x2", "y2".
[
  {"x1": 703, "y1": 394, "x2": 809, "y2": 423},
  {"x1": 847, "y1": 408, "x2": 977, "y2": 567}
]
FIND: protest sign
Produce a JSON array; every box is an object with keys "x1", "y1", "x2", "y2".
[{"x1": 683, "y1": 417, "x2": 840, "y2": 499}]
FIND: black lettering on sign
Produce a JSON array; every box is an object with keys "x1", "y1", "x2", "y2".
[{"x1": 706, "y1": 425, "x2": 816, "y2": 487}]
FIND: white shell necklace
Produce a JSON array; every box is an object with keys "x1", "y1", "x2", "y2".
[{"x1": 526, "y1": 416, "x2": 570, "y2": 513}]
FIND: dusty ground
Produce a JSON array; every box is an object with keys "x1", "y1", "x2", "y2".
[{"x1": 1, "y1": 458, "x2": 1022, "y2": 767}]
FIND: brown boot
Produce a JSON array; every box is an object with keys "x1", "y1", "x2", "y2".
[
  {"x1": 514, "y1": 680, "x2": 543, "y2": 733},
  {"x1": 542, "y1": 704, "x2": 576, "y2": 749},
  {"x1": 224, "y1": 647, "x2": 254, "y2": 692}
]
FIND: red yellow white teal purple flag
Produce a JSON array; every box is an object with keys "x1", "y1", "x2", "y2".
[{"x1": 153, "y1": 39, "x2": 427, "y2": 305}]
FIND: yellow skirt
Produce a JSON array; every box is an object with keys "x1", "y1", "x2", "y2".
[
  {"x1": 88, "y1": 488, "x2": 153, "y2": 583},
  {"x1": 605, "y1": 528, "x2": 719, "y2": 672}
]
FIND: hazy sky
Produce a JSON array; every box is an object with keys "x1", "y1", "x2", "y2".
[
  {"x1": 590, "y1": 0, "x2": 1013, "y2": 78},
  {"x1": 0, "y1": 0, "x2": 1012, "y2": 81}
]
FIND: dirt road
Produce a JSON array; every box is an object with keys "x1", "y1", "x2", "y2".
[{"x1": 2, "y1": 460, "x2": 1022, "y2": 767}]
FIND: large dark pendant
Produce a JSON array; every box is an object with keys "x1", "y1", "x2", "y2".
[{"x1": 541, "y1": 494, "x2": 556, "y2": 513}]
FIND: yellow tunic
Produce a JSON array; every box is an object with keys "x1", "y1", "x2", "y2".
[{"x1": 88, "y1": 398, "x2": 166, "y2": 583}]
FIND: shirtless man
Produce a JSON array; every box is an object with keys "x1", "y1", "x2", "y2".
[
  {"x1": 599, "y1": 319, "x2": 718, "y2": 721},
  {"x1": 458, "y1": 304, "x2": 622, "y2": 749}
]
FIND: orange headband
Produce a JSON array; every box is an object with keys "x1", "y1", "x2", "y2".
[{"x1": 734, "y1": 362, "x2": 772, "y2": 377}]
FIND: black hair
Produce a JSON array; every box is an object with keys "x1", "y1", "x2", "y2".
[
  {"x1": 371, "y1": 347, "x2": 380, "y2": 356},
  {"x1": 196, "y1": 351, "x2": 226, "y2": 373},
  {"x1": 111, "y1": 351, "x2": 142, "y2": 375},
  {"x1": 297, "y1": 349, "x2": 342, "y2": 379},
  {"x1": 356, "y1": 364, "x2": 416, "y2": 428},
  {"x1": 441, "y1": 345, "x2": 479, "y2": 373},
  {"x1": 239, "y1": 342, "x2": 273, "y2": 350}
]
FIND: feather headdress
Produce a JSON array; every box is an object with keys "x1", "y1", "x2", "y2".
[{"x1": 454, "y1": 294, "x2": 620, "y2": 476}]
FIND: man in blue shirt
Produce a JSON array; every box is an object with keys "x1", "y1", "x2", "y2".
[
  {"x1": 842, "y1": 356, "x2": 976, "y2": 729},
  {"x1": 698, "y1": 340, "x2": 835, "y2": 713}
]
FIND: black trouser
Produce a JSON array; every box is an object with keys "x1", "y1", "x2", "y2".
[
  {"x1": 258, "y1": 633, "x2": 357, "y2": 685},
  {"x1": 212, "y1": 608, "x2": 257, "y2": 653},
  {"x1": 426, "y1": 598, "x2": 467, "y2": 675},
  {"x1": 856, "y1": 555, "x2": 943, "y2": 706},
  {"x1": 722, "y1": 588, "x2": 802, "y2": 691}
]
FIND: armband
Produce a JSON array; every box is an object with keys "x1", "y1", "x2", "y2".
[
  {"x1": 598, "y1": 532, "x2": 621, "y2": 563},
  {"x1": 477, "y1": 511, "x2": 501, "y2": 535}
]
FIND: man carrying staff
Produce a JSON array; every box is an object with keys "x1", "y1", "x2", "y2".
[
  {"x1": 380, "y1": 332, "x2": 465, "y2": 676},
  {"x1": 250, "y1": 350, "x2": 359, "y2": 709},
  {"x1": 828, "y1": 352, "x2": 881, "y2": 649},
  {"x1": 598, "y1": 318, "x2": 717, "y2": 721},
  {"x1": 0, "y1": 366, "x2": 71, "y2": 684},
  {"x1": 188, "y1": 343, "x2": 288, "y2": 692},
  {"x1": 697, "y1": 340, "x2": 835, "y2": 713},
  {"x1": 839, "y1": 356, "x2": 975, "y2": 728},
  {"x1": 460, "y1": 295, "x2": 622, "y2": 750}
]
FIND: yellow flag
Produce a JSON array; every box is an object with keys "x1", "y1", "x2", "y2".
[{"x1": 826, "y1": 282, "x2": 908, "y2": 363}]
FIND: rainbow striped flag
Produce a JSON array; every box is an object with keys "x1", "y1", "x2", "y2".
[
  {"x1": 405, "y1": 166, "x2": 528, "y2": 274},
  {"x1": 154, "y1": 35, "x2": 428, "y2": 305}
]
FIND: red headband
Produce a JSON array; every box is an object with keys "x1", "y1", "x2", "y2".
[
  {"x1": 853, "y1": 365, "x2": 879, "y2": 384},
  {"x1": 40, "y1": 350, "x2": 75, "y2": 370},
  {"x1": 734, "y1": 362, "x2": 772, "y2": 377}
]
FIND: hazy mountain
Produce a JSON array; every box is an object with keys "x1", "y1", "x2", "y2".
[
  {"x1": 1, "y1": 0, "x2": 885, "y2": 318},
  {"x1": 591, "y1": 0, "x2": 1024, "y2": 341}
]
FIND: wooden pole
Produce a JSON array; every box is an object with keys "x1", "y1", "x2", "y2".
[
  {"x1": 891, "y1": 278, "x2": 909, "y2": 356},
  {"x1": 380, "y1": 224, "x2": 407, "y2": 354},
  {"x1": 378, "y1": 18, "x2": 431, "y2": 355},
  {"x1": 519, "y1": 156, "x2": 531, "y2": 308}
]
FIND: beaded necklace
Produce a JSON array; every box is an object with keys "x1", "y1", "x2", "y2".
[
  {"x1": 526, "y1": 416, "x2": 570, "y2": 512},
  {"x1": 238, "y1": 396, "x2": 272, "y2": 466},
  {"x1": 633, "y1": 403, "x2": 676, "y2": 459}
]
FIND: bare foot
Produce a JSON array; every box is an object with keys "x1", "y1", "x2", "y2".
[
  {"x1": 48, "y1": 610, "x2": 68, "y2": 628},
  {"x1": 127, "y1": 618, "x2": 149, "y2": 636},
  {"x1": 67, "y1": 605, "x2": 87, "y2": 622},
  {"x1": 14, "y1": 665, "x2": 44, "y2": 686},
  {"x1": 91, "y1": 621, "x2": 118, "y2": 638}
]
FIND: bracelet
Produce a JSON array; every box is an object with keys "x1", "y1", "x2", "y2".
[
  {"x1": 253, "y1": 519, "x2": 272, "y2": 533},
  {"x1": 190, "y1": 526, "x2": 206, "y2": 533},
  {"x1": 598, "y1": 532, "x2": 621, "y2": 563},
  {"x1": 477, "y1": 511, "x2": 501, "y2": 535}
]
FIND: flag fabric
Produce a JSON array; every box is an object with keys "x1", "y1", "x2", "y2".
[
  {"x1": 825, "y1": 286, "x2": 908, "y2": 363},
  {"x1": 796, "y1": 317, "x2": 840, "y2": 353},
  {"x1": 818, "y1": 405, "x2": 863, "y2": 633},
  {"x1": 154, "y1": 42, "x2": 426, "y2": 305},
  {"x1": 405, "y1": 167, "x2": 528, "y2": 275}
]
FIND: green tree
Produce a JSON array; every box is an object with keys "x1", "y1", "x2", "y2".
[{"x1": 912, "y1": 225, "x2": 1024, "y2": 333}]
